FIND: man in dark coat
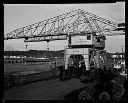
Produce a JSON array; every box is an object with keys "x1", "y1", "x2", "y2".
[
  {"x1": 81, "y1": 62, "x2": 86, "y2": 75},
  {"x1": 58, "y1": 66, "x2": 64, "y2": 80}
]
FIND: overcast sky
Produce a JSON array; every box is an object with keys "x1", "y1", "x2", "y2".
[{"x1": 4, "y1": 3, "x2": 125, "y2": 53}]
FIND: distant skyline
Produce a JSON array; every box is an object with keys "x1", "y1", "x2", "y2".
[{"x1": 4, "y1": 3, "x2": 125, "y2": 53}]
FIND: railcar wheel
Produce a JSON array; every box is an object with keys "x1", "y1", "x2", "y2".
[
  {"x1": 78, "y1": 88, "x2": 95, "y2": 100},
  {"x1": 99, "y1": 91, "x2": 111, "y2": 100}
]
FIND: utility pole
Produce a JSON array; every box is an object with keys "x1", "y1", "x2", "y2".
[
  {"x1": 121, "y1": 45, "x2": 125, "y2": 53},
  {"x1": 26, "y1": 44, "x2": 28, "y2": 52},
  {"x1": 46, "y1": 40, "x2": 50, "y2": 51},
  {"x1": 25, "y1": 44, "x2": 28, "y2": 65},
  {"x1": 46, "y1": 40, "x2": 51, "y2": 70}
]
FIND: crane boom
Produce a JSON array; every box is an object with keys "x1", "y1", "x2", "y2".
[{"x1": 5, "y1": 9, "x2": 122, "y2": 40}]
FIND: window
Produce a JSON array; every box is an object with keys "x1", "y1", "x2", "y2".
[{"x1": 87, "y1": 35, "x2": 91, "y2": 40}]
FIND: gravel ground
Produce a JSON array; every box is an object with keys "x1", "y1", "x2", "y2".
[{"x1": 4, "y1": 78, "x2": 86, "y2": 100}]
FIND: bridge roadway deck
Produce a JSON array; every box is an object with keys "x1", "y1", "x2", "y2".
[{"x1": 4, "y1": 78, "x2": 86, "y2": 100}]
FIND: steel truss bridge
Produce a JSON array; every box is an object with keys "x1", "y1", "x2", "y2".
[{"x1": 4, "y1": 9, "x2": 125, "y2": 42}]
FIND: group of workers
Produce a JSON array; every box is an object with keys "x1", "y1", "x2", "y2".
[
  {"x1": 59, "y1": 60, "x2": 126, "y2": 82},
  {"x1": 58, "y1": 61, "x2": 87, "y2": 80},
  {"x1": 60, "y1": 61, "x2": 106, "y2": 80},
  {"x1": 68, "y1": 62, "x2": 87, "y2": 78}
]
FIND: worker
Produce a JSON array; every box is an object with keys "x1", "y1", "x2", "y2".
[
  {"x1": 81, "y1": 62, "x2": 86, "y2": 75},
  {"x1": 73, "y1": 62, "x2": 78, "y2": 77},
  {"x1": 58, "y1": 66, "x2": 64, "y2": 81},
  {"x1": 90, "y1": 66, "x2": 96, "y2": 80},
  {"x1": 79, "y1": 61, "x2": 81, "y2": 68},
  {"x1": 69, "y1": 64, "x2": 74, "y2": 78},
  {"x1": 108, "y1": 68, "x2": 113, "y2": 81},
  {"x1": 76, "y1": 63, "x2": 81, "y2": 78},
  {"x1": 103, "y1": 66, "x2": 108, "y2": 82},
  {"x1": 100, "y1": 66, "x2": 110, "y2": 83},
  {"x1": 98, "y1": 67, "x2": 104, "y2": 83}
]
